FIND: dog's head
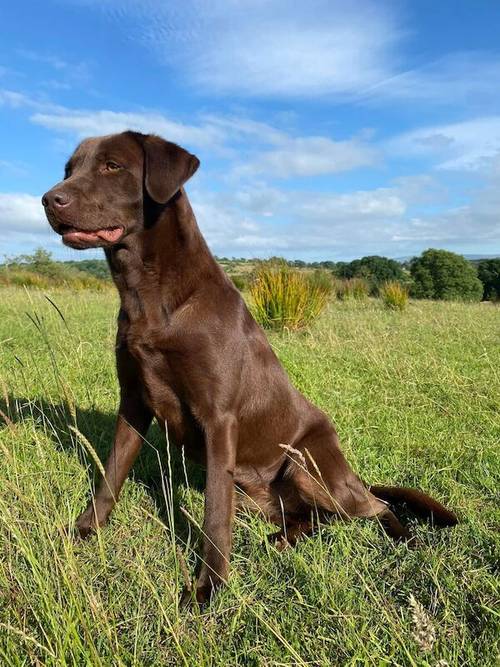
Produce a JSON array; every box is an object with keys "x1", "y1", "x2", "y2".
[{"x1": 42, "y1": 131, "x2": 199, "y2": 249}]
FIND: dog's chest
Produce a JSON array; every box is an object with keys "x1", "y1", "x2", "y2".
[{"x1": 118, "y1": 317, "x2": 202, "y2": 438}]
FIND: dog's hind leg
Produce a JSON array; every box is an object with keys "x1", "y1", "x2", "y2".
[
  {"x1": 268, "y1": 519, "x2": 315, "y2": 550},
  {"x1": 284, "y1": 418, "x2": 411, "y2": 541}
]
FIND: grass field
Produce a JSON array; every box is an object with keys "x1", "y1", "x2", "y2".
[{"x1": 0, "y1": 286, "x2": 498, "y2": 666}]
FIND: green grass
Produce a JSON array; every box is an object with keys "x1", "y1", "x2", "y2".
[
  {"x1": 250, "y1": 264, "x2": 331, "y2": 330},
  {"x1": 379, "y1": 281, "x2": 410, "y2": 311},
  {"x1": 0, "y1": 287, "x2": 498, "y2": 666}
]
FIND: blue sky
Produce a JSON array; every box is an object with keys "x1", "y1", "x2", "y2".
[{"x1": 1, "y1": 0, "x2": 500, "y2": 261}]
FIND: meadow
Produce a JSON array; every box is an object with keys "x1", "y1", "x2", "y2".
[{"x1": 0, "y1": 286, "x2": 498, "y2": 666}]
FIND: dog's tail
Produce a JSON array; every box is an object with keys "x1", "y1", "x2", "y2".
[{"x1": 369, "y1": 485, "x2": 458, "y2": 527}]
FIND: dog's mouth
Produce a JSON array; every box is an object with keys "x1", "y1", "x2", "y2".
[{"x1": 59, "y1": 224, "x2": 124, "y2": 247}]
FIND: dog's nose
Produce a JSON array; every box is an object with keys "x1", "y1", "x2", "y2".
[{"x1": 42, "y1": 190, "x2": 72, "y2": 209}]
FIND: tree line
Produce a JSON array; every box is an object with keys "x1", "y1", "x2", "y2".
[
  {"x1": 250, "y1": 251, "x2": 498, "y2": 302},
  {"x1": 1, "y1": 247, "x2": 499, "y2": 301}
]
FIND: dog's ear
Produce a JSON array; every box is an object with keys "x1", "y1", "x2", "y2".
[{"x1": 142, "y1": 135, "x2": 200, "y2": 204}]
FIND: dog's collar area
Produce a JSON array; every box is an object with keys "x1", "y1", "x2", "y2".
[{"x1": 143, "y1": 188, "x2": 182, "y2": 226}]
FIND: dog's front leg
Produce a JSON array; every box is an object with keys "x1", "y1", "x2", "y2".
[
  {"x1": 75, "y1": 396, "x2": 152, "y2": 538},
  {"x1": 192, "y1": 415, "x2": 238, "y2": 604}
]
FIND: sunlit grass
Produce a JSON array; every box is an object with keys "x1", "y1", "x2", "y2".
[
  {"x1": 0, "y1": 287, "x2": 498, "y2": 665},
  {"x1": 334, "y1": 277, "x2": 370, "y2": 301},
  {"x1": 0, "y1": 267, "x2": 110, "y2": 291},
  {"x1": 249, "y1": 263, "x2": 332, "y2": 331},
  {"x1": 379, "y1": 280, "x2": 409, "y2": 311}
]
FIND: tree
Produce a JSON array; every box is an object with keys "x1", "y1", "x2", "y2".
[
  {"x1": 477, "y1": 258, "x2": 500, "y2": 301},
  {"x1": 409, "y1": 249, "x2": 483, "y2": 301},
  {"x1": 6, "y1": 247, "x2": 63, "y2": 278},
  {"x1": 64, "y1": 259, "x2": 111, "y2": 280},
  {"x1": 333, "y1": 255, "x2": 406, "y2": 293},
  {"x1": 333, "y1": 261, "x2": 350, "y2": 278}
]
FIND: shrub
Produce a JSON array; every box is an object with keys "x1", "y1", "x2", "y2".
[
  {"x1": 0, "y1": 248, "x2": 111, "y2": 291},
  {"x1": 249, "y1": 263, "x2": 329, "y2": 330},
  {"x1": 307, "y1": 269, "x2": 334, "y2": 296},
  {"x1": 0, "y1": 267, "x2": 109, "y2": 291},
  {"x1": 477, "y1": 258, "x2": 500, "y2": 301},
  {"x1": 333, "y1": 255, "x2": 406, "y2": 294},
  {"x1": 230, "y1": 274, "x2": 247, "y2": 291},
  {"x1": 379, "y1": 281, "x2": 409, "y2": 311},
  {"x1": 0, "y1": 269, "x2": 50, "y2": 288},
  {"x1": 410, "y1": 249, "x2": 483, "y2": 302},
  {"x1": 63, "y1": 258, "x2": 111, "y2": 280},
  {"x1": 335, "y1": 277, "x2": 369, "y2": 301}
]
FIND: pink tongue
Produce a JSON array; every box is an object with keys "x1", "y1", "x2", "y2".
[
  {"x1": 96, "y1": 227, "x2": 123, "y2": 242},
  {"x1": 64, "y1": 227, "x2": 122, "y2": 243}
]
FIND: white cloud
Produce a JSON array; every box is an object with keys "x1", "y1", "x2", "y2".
[
  {"x1": 189, "y1": 182, "x2": 408, "y2": 256},
  {"x1": 73, "y1": 0, "x2": 401, "y2": 98},
  {"x1": 388, "y1": 116, "x2": 500, "y2": 171},
  {"x1": 0, "y1": 193, "x2": 46, "y2": 233},
  {"x1": 66, "y1": 1, "x2": 500, "y2": 109},
  {"x1": 234, "y1": 136, "x2": 379, "y2": 179},
  {"x1": 17, "y1": 49, "x2": 72, "y2": 71},
  {"x1": 0, "y1": 160, "x2": 29, "y2": 177},
  {"x1": 17, "y1": 49, "x2": 90, "y2": 79},
  {"x1": 0, "y1": 89, "x2": 229, "y2": 153},
  {"x1": 0, "y1": 89, "x2": 65, "y2": 113},
  {"x1": 391, "y1": 174, "x2": 449, "y2": 206},
  {"x1": 362, "y1": 52, "x2": 500, "y2": 108},
  {"x1": 8, "y1": 83, "x2": 498, "y2": 183},
  {"x1": 29, "y1": 104, "x2": 378, "y2": 178},
  {"x1": 0, "y1": 90, "x2": 37, "y2": 109},
  {"x1": 293, "y1": 188, "x2": 406, "y2": 222},
  {"x1": 188, "y1": 166, "x2": 499, "y2": 257},
  {"x1": 0, "y1": 192, "x2": 57, "y2": 258},
  {"x1": 31, "y1": 106, "x2": 288, "y2": 154},
  {"x1": 31, "y1": 110, "x2": 227, "y2": 152},
  {"x1": 2, "y1": 171, "x2": 499, "y2": 260},
  {"x1": 179, "y1": 1, "x2": 398, "y2": 98},
  {"x1": 202, "y1": 115, "x2": 289, "y2": 146}
]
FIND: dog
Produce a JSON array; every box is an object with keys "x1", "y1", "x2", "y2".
[{"x1": 42, "y1": 131, "x2": 457, "y2": 603}]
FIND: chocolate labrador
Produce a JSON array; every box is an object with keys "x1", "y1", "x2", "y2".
[{"x1": 42, "y1": 131, "x2": 457, "y2": 603}]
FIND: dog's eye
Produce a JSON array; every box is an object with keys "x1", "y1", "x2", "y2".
[{"x1": 105, "y1": 161, "x2": 122, "y2": 172}]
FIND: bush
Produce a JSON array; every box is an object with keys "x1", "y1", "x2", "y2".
[
  {"x1": 334, "y1": 277, "x2": 369, "y2": 301},
  {"x1": 0, "y1": 269, "x2": 50, "y2": 288},
  {"x1": 0, "y1": 248, "x2": 110, "y2": 291},
  {"x1": 230, "y1": 274, "x2": 247, "y2": 291},
  {"x1": 249, "y1": 263, "x2": 330, "y2": 330},
  {"x1": 410, "y1": 249, "x2": 483, "y2": 302},
  {"x1": 333, "y1": 255, "x2": 406, "y2": 294},
  {"x1": 63, "y1": 259, "x2": 111, "y2": 280},
  {"x1": 477, "y1": 258, "x2": 500, "y2": 301},
  {"x1": 307, "y1": 269, "x2": 334, "y2": 296},
  {"x1": 0, "y1": 267, "x2": 109, "y2": 291},
  {"x1": 379, "y1": 281, "x2": 409, "y2": 311},
  {"x1": 11, "y1": 248, "x2": 66, "y2": 279}
]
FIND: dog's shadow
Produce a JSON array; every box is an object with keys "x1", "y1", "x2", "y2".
[{"x1": 0, "y1": 394, "x2": 206, "y2": 543}]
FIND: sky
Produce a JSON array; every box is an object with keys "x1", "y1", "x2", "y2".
[{"x1": 1, "y1": 0, "x2": 500, "y2": 262}]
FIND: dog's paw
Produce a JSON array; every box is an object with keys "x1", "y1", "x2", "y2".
[
  {"x1": 180, "y1": 583, "x2": 214, "y2": 608},
  {"x1": 267, "y1": 530, "x2": 291, "y2": 551},
  {"x1": 73, "y1": 509, "x2": 100, "y2": 540},
  {"x1": 180, "y1": 575, "x2": 225, "y2": 608}
]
